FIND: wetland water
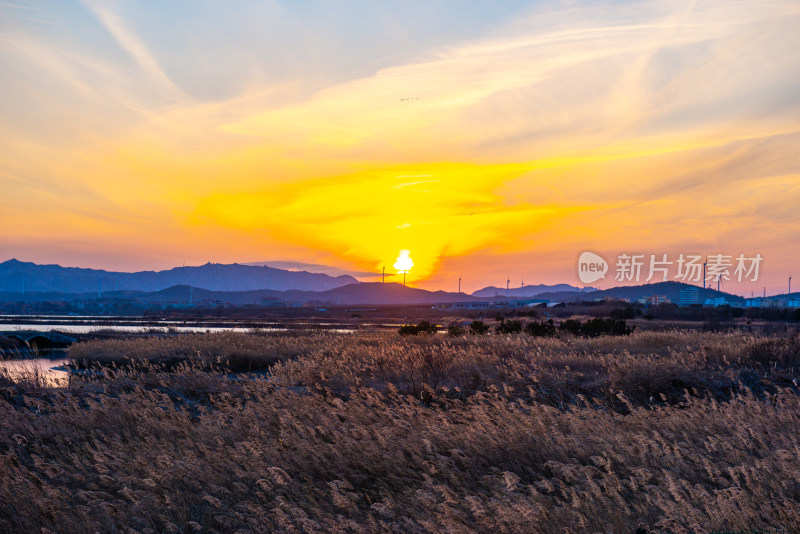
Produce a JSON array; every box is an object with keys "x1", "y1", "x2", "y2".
[
  {"x1": 0, "y1": 356, "x2": 70, "y2": 387},
  {"x1": 0, "y1": 314, "x2": 358, "y2": 334},
  {"x1": 0, "y1": 315, "x2": 359, "y2": 386}
]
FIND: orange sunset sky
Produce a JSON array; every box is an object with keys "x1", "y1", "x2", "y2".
[{"x1": 1, "y1": 0, "x2": 798, "y2": 295}]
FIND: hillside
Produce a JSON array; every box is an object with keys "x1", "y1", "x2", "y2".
[
  {"x1": 471, "y1": 283, "x2": 595, "y2": 298},
  {"x1": 138, "y1": 283, "x2": 480, "y2": 307},
  {"x1": 537, "y1": 281, "x2": 745, "y2": 304}
]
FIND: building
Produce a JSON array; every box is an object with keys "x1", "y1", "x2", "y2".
[
  {"x1": 437, "y1": 298, "x2": 548, "y2": 310},
  {"x1": 704, "y1": 297, "x2": 729, "y2": 307},
  {"x1": 436, "y1": 301, "x2": 491, "y2": 310},
  {"x1": 745, "y1": 298, "x2": 780, "y2": 308},
  {"x1": 678, "y1": 287, "x2": 700, "y2": 307},
  {"x1": 638, "y1": 295, "x2": 671, "y2": 306},
  {"x1": 490, "y1": 298, "x2": 549, "y2": 308},
  {"x1": 788, "y1": 298, "x2": 800, "y2": 308}
]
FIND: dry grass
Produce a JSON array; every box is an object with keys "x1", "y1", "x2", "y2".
[
  {"x1": 68, "y1": 330, "x2": 327, "y2": 372},
  {"x1": 0, "y1": 329, "x2": 798, "y2": 533}
]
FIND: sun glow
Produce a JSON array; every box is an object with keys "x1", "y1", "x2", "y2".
[{"x1": 393, "y1": 250, "x2": 414, "y2": 274}]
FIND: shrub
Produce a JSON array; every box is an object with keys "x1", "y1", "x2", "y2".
[
  {"x1": 525, "y1": 319, "x2": 557, "y2": 337},
  {"x1": 495, "y1": 319, "x2": 523, "y2": 334},
  {"x1": 398, "y1": 324, "x2": 419, "y2": 336},
  {"x1": 581, "y1": 317, "x2": 634, "y2": 337},
  {"x1": 398, "y1": 321, "x2": 438, "y2": 336},
  {"x1": 469, "y1": 320, "x2": 490, "y2": 335},
  {"x1": 558, "y1": 319, "x2": 583, "y2": 335},
  {"x1": 447, "y1": 324, "x2": 465, "y2": 337},
  {"x1": 610, "y1": 305, "x2": 636, "y2": 320}
]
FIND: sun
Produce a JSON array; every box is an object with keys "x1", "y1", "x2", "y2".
[{"x1": 393, "y1": 250, "x2": 414, "y2": 273}]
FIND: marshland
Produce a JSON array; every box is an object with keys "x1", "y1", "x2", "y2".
[{"x1": 1, "y1": 326, "x2": 799, "y2": 533}]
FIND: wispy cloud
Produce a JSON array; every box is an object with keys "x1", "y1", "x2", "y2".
[
  {"x1": 79, "y1": 0, "x2": 184, "y2": 100},
  {"x1": 0, "y1": 0, "x2": 798, "y2": 288}
]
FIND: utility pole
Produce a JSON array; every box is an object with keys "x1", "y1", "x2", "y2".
[
  {"x1": 382, "y1": 266, "x2": 385, "y2": 283},
  {"x1": 506, "y1": 275, "x2": 510, "y2": 298},
  {"x1": 458, "y1": 275, "x2": 461, "y2": 294},
  {"x1": 789, "y1": 275, "x2": 792, "y2": 295}
]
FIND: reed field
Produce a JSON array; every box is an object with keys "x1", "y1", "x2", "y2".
[{"x1": 1, "y1": 328, "x2": 799, "y2": 533}]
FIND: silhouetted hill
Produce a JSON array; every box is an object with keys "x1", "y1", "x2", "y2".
[
  {"x1": 287, "y1": 283, "x2": 480, "y2": 306},
  {"x1": 0, "y1": 278, "x2": 762, "y2": 308},
  {"x1": 160, "y1": 283, "x2": 481, "y2": 306},
  {"x1": 471, "y1": 283, "x2": 595, "y2": 298},
  {"x1": 536, "y1": 281, "x2": 745, "y2": 304},
  {"x1": 0, "y1": 259, "x2": 357, "y2": 293},
  {"x1": 68, "y1": 283, "x2": 479, "y2": 307}
]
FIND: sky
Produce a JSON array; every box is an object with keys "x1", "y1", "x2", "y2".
[{"x1": 1, "y1": 0, "x2": 798, "y2": 296}]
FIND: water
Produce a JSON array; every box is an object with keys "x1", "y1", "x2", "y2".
[
  {"x1": 0, "y1": 323, "x2": 276, "y2": 334},
  {"x1": 0, "y1": 315, "x2": 357, "y2": 334},
  {"x1": 0, "y1": 357, "x2": 70, "y2": 387},
  {"x1": 0, "y1": 314, "x2": 359, "y2": 387}
]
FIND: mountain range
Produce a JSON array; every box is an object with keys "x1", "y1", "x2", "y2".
[
  {"x1": 0, "y1": 283, "x2": 479, "y2": 306},
  {"x1": 0, "y1": 260, "x2": 777, "y2": 307},
  {"x1": 0, "y1": 259, "x2": 357, "y2": 294},
  {"x1": 141, "y1": 282, "x2": 479, "y2": 306}
]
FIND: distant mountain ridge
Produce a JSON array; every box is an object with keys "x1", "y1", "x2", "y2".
[
  {"x1": 0, "y1": 280, "x2": 776, "y2": 307},
  {"x1": 0, "y1": 259, "x2": 358, "y2": 293},
  {"x1": 0, "y1": 282, "x2": 482, "y2": 306},
  {"x1": 0, "y1": 260, "x2": 761, "y2": 307},
  {"x1": 471, "y1": 283, "x2": 595, "y2": 298},
  {"x1": 536, "y1": 281, "x2": 746, "y2": 304}
]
